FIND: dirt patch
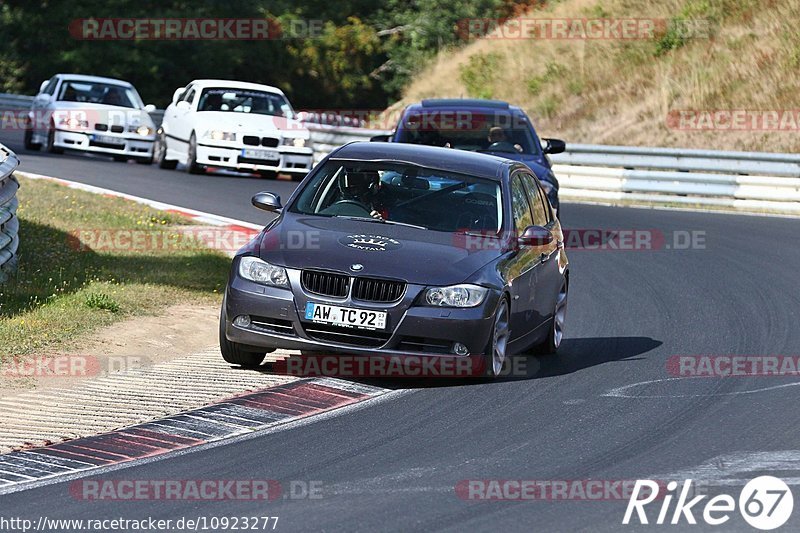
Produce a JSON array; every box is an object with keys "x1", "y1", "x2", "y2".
[{"x1": 0, "y1": 303, "x2": 221, "y2": 397}]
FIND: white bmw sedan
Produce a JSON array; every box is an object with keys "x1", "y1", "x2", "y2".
[
  {"x1": 24, "y1": 74, "x2": 158, "y2": 163},
  {"x1": 154, "y1": 80, "x2": 313, "y2": 178}
]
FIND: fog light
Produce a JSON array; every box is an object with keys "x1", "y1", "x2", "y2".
[
  {"x1": 233, "y1": 315, "x2": 251, "y2": 328},
  {"x1": 453, "y1": 342, "x2": 469, "y2": 356}
]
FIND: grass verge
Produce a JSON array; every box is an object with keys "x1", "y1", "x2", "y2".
[{"x1": 0, "y1": 177, "x2": 230, "y2": 360}]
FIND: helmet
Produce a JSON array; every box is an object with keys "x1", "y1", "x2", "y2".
[{"x1": 338, "y1": 169, "x2": 379, "y2": 199}]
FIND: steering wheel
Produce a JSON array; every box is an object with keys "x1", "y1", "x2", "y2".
[{"x1": 330, "y1": 199, "x2": 372, "y2": 216}]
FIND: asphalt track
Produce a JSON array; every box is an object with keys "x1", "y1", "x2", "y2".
[{"x1": 2, "y1": 129, "x2": 800, "y2": 531}]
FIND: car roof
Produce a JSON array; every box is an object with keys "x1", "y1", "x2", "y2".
[
  {"x1": 408, "y1": 98, "x2": 527, "y2": 115},
  {"x1": 186, "y1": 79, "x2": 285, "y2": 95},
  {"x1": 55, "y1": 74, "x2": 133, "y2": 87},
  {"x1": 329, "y1": 141, "x2": 525, "y2": 181}
]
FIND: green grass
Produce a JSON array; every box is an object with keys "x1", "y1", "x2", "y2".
[{"x1": 0, "y1": 178, "x2": 231, "y2": 359}]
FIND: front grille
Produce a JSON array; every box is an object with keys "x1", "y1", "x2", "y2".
[
  {"x1": 301, "y1": 270, "x2": 349, "y2": 298},
  {"x1": 95, "y1": 124, "x2": 108, "y2": 131},
  {"x1": 352, "y1": 277, "x2": 406, "y2": 303},
  {"x1": 243, "y1": 136, "x2": 280, "y2": 148},
  {"x1": 302, "y1": 323, "x2": 391, "y2": 348}
]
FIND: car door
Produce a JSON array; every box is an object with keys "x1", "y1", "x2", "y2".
[
  {"x1": 521, "y1": 171, "x2": 561, "y2": 327},
  {"x1": 505, "y1": 173, "x2": 541, "y2": 343},
  {"x1": 167, "y1": 86, "x2": 196, "y2": 158},
  {"x1": 32, "y1": 77, "x2": 59, "y2": 137}
]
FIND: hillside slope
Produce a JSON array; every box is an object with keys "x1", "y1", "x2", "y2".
[{"x1": 392, "y1": 0, "x2": 800, "y2": 153}]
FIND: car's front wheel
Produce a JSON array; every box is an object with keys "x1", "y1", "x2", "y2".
[
  {"x1": 24, "y1": 128, "x2": 41, "y2": 151},
  {"x1": 46, "y1": 127, "x2": 63, "y2": 154},
  {"x1": 154, "y1": 130, "x2": 178, "y2": 169},
  {"x1": 483, "y1": 297, "x2": 510, "y2": 378},
  {"x1": 185, "y1": 132, "x2": 204, "y2": 174},
  {"x1": 219, "y1": 304, "x2": 270, "y2": 368}
]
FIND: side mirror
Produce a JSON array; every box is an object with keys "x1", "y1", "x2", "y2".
[
  {"x1": 39, "y1": 80, "x2": 49, "y2": 93},
  {"x1": 172, "y1": 87, "x2": 185, "y2": 104},
  {"x1": 143, "y1": 104, "x2": 157, "y2": 113},
  {"x1": 370, "y1": 134, "x2": 391, "y2": 142},
  {"x1": 518, "y1": 225, "x2": 553, "y2": 246},
  {"x1": 542, "y1": 138, "x2": 566, "y2": 155},
  {"x1": 175, "y1": 100, "x2": 190, "y2": 111},
  {"x1": 252, "y1": 192, "x2": 282, "y2": 213}
]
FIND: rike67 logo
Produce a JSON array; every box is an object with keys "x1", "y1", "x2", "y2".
[{"x1": 623, "y1": 476, "x2": 793, "y2": 530}]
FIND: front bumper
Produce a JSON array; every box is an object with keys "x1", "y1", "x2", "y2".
[
  {"x1": 53, "y1": 129, "x2": 155, "y2": 158},
  {"x1": 196, "y1": 143, "x2": 313, "y2": 174},
  {"x1": 223, "y1": 268, "x2": 499, "y2": 358}
]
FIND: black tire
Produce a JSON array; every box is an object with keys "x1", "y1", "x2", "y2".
[
  {"x1": 135, "y1": 156, "x2": 153, "y2": 165},
  {"x1": 219, "y1": 304, "x2": 268, "y2": 368},
  {"x1": 185, "y1": 132, "x2": 204, "y2": 174},
  {"x1": 154, "y1": 130, "x2": 178, "y2": 169},
  {"x1": 46, "y1": 127, "x2": 63, "y2": 154},
  {"x1": 113, "y1": 155, "x2": 128, "y2": 162},
  {"x1": 534, "y1": 280, "x2": 568, "y2": 355},
  {"x1": 482, "y1": 297, "x2": 510, "y2": 378},
  {"x1": 24, "y1": 128, "x2": 41, "y2": 151}
]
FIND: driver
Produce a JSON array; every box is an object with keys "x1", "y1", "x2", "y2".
[
  {"x1": 321, "y1": 169, "x2": 386, "y2": 220},
  {"x1": 486, "y1": 126, "x2": 522, "y2": 153}
]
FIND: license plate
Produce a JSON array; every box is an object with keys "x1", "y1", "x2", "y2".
[
  {"x1": 241, "y1": 148, "x2": 280, "y2": 161},
  {"x1": 304, "y1": 302, "x2": 387, "y2": 331},
  {"x1": 91, "y1": 134, "x2": 123, "y2": 145}
]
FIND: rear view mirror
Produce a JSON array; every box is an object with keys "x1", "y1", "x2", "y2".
[
  {"x1": 518, "y1": 225, "x2": 553, "y2": 246},
  {"x1": 370, "y1": 134, "x2": 391, "y2": 142},
  {"x1": 39, "y1": 80, "x2": 49, "y2": 94},
  {"x1": 172, "y1": 87, "x2": 185, "y2": 104},
  {"x1": 542, "y1": 138, "x2": 566, "y2": 155},
  {"x1": 175, "y1": 101, "x2": 190, "y2": 111},
  {"x1": 252, "y1": 192, "x2": 282, "y2": 213}
]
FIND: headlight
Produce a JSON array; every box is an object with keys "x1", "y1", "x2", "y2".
[
  {"x1": 204, "y1": 130, "x2": 236, "y2": 141},
  {"x1": 281, "y1": 137, "x2": 307, "y2": 148},
  {"x1": 424, "y1": 284, "x2": 488, "y2": 308},
  {"x1": 58, "y1": 117, "x2": 88, "y2": 130},
  {"x1": 135, "y1": 125, "x2": 153, "y2": 136},
  {"x1": 238, "y1": 256, "x2": 289, "y2": 288}
]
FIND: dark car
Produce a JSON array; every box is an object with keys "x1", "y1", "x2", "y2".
[
  {"x1": 371, "y1": 98, "x2": 566, "y2": 216},
  {"x1": 220, "y1": 142, "x2": 569, "y2": 377}
]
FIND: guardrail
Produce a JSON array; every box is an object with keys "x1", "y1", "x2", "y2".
[
  {"x1": 306, "y1": 127, "x2": 800, "y2": 214},
  {"x1": 0, "y1": 144, "x2": 20, "y2": 283},
  {"x1": 0, "y1": 93, "x2": 34, "y2": 110}
]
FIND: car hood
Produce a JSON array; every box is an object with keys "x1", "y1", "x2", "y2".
[
  {"x1": 194, "y1": 112, "x2": 309, "y2": 138},
  {"x1": 50, "y1": 102, "x2": 155, "y2": 129},
  {"x1": 255, "y1": 214, "x2": 502, "y2": 286}
]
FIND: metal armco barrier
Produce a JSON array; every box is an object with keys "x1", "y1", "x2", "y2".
[
  {"x1": 0, "y1": 144, "x2": 20, "y2": 283},
  {"x1": 306, "y1": 126, "x2": 800, "y2": 214},
  {"x1": 4, "y1": 93, "x2": 800, "y2": 213}
]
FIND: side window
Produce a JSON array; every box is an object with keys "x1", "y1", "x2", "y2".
[
  {"x1": 180, "y1": 87, "x2": 195, "y2": 104},
  {"x1": 510, "y1": 176, "x2": 534, "y2": 232},
  {"x1": 521, "y1": 173, "x2": 550, "y2": 226}
]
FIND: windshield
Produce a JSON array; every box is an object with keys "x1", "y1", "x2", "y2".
[
  {"x1": 197, "y1": 88, "x2": 294, "y2": 117},
  {"x1": 290, "y1": 160, "x2": 503, "y2": 234},
  {"x1": 397, "y1": 111, "x2": 538, "y2": 155},
  {"x1": 57, "y1": 81, "x2": 142, "y2": 109}
]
